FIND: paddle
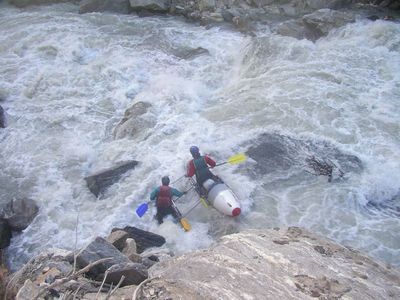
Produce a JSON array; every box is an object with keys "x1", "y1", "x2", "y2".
[
  {"x1": 215, "y1": 153, "x2": 247, "y2": 167},
  {"x1": 136, "y1": 202, "x2": 149, "y2": 217},
  {"x1": 171, "y1": 199, "x2": 191, "y2": 231}
]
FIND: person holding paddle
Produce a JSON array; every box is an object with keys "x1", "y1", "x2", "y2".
[
  {"x1": 186, "y1": 146, "x2": 221, "y2": 196},
  {"x1": 150, "y1": 176, "x2": 186, "y2": 225}
]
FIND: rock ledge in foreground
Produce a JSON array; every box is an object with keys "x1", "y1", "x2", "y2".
[{"x1": 138, "y1": 227, "x2": 400, "y2": 300}]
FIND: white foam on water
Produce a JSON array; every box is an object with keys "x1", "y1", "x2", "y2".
[{"x1": 0, "y1": 3, "x2": 399, "y2": 268}]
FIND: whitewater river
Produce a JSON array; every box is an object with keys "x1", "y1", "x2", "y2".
[{"x1": 0, "y1": 3, "x2": 399, "y2": 270}]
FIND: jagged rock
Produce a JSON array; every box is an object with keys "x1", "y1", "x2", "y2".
[
  {"x1": 113, "y1": 101, "x2": 155, "y2": 140},
  {"x1": 0, "y1": 218, "x2": 11, "y2": 249},
  {"x1": 3, "y1": 198, "x2": 39, "y2": 231},
  {"x1": 112, "y1": 226, "x2": 166, "y2": 253},
  {"x1": 79, "y1": 0, "x2": 131, "y2": 14},
  {"x1": 75, "y1": 237, "x2": 131, "y2": 280},
  {"x1": 122, "y1": 238, "x2": 141, "y2": 262},
  {"x1": 0, "y1": 105, "x2": 5, "y2": 128},
  {"x1": 129, "y1": 0, "x2": 169, "y2": 12},
  {"x1": 105, "y1": 262, "x2": 148, "y2": 286},
  {"x1": 136, "y1": 228, "x2": 400, "y2": 299},
  {"x1": 302, "y1": 9, "x2": 355, "y2": 41},
  {"x1": 15, "y1": 279, "x2": 41, "y2": 300},
  {"x1": 106, "y1": 230, "x2": 129, "y2": 251},
  {"x1": 6, "y1": 249, "x2": 72, "y2": 299},
  {"x1": 275, "y1": 18, "x2": 309, "y2": 39},
  {"x1": 84, "y1": 160, "x2": 139, "y2": 197}
]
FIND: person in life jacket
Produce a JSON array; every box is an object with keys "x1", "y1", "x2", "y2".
[
  {"x1": 150, "y1": 176, "x2": 185, "y2": 224},
  {"x1": 186, "y1": 146, "x2": 218, "y2": 196}
]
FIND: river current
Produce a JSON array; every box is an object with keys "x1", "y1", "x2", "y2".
[{"x1": 0, "y1": 3, "x2": 399, "y2": 269}]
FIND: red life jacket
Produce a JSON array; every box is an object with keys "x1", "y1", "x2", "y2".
[{"x1": 157, "y1": 186, "x2": 172, "y2": 208}]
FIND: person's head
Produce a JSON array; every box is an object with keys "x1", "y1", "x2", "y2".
[
  {"x1": 190, "y1": 146, "x2": 200, "y2": 158},
  {"x1": 161, "y1": 176, "x2": 170, "y2": 186}
]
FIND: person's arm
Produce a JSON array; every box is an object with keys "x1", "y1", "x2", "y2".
[
  {"x1": 171, "y1": 188, "x2": 184, "y2": 198},
  {"x1": 150, "y1": 187, "x2": 160, "y2": 201},
  {"x1": 186, "y1": 160, "x2": 195, "y2": 177},
  {"x1": 205, "y1": 155, "x2": 216, "y2": 168}
]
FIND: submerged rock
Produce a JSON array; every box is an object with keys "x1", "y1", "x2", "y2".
[
  {"x1": 245, "y1": 133, "x2": 362, "y2": 178},
  {"x1": 84, "y1": 160, "x2": 139, "y2": 197},
  {"x1": 113, "y1": 101, "x2": 156, "y2": 140},
  {"x1": 138, "y1": 228, "x2": 400, "y2": 299},
  {"x1": 0, "y1": 105, "x2": 5, "y2": 128}
]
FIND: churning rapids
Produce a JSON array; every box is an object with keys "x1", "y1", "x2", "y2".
[{"x1": 0, "y1": 3, "x2": 399, "y2": 270}]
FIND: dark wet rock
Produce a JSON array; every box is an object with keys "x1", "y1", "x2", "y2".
[
  {"x1": 75, "y1": 237, "x2": 131, "y2": 280},
  {"x1": 112, "y1": 226, "x2": 166, "y2": 253},
  {"x1": 105, "y1": 262, "x2": 148, "y2": 286},
  {"x1": 113, "y1": 101, "x2": 156, "y2": 140},
  {"x1": 2, "y1": 198, "x2": 39, "y2": 232},
  {"x1": 0, "y1": 105, "x2": 5, "y2": 128},
  {"x1": 0, "y1": 218, "x2": 11, "y2": 249},
  {"x1": 173, "y1": 47, "x2": 209, "y2": 60},
  {"x1": 79, "y1": 0, "x2": 132, "y2": 14},
  {"x1": 129, "y1": 0, "x2": 169, "y2": 12},
  {"x1": 84, "y1": 160, "x2": 139, "y2": 197},
  {"x1": 245, "y1": 133, "x2": 362, "y2": 178}
]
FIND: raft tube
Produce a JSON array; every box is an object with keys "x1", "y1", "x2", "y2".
[{"x1": 202, "y1": 179, "x2": 241, "y2": 217}]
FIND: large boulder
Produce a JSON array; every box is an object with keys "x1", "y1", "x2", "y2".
[
  {"x1": 113, "y1": 101, "x2": 156, "y2": 140},
  {"x1": 84, "y1": 160, "x2": 139, "y2": 197},
  {"x1": 0, "y1": 105, "x2": 5, "y2": 128},
  {"x1": 79, "y1": 0, "x2": 132, "y2": 14},
  {"x1": 302, "y1": 8, "x2": 355, "y2": 40},
  {"x1": 105, "y1": 262, "x2": 148, "y2": 286},
  {"x1": 112, "y1": 226, "x2": 166, "y2": 253},
  {"x1": 275, "y1": 8, "x2": 355, "y2": 41},
  {"x1": 2, "y1": 198, "x2": 39, "y2": 231},
  {"x1": 129, "y1": 0, "x2": 169, "y2": 12},
  {"x1": 136, "y1": 228, "x2": 400, "y2": 299},
  {"x1": 75, "y1": 237, "x2": 132, "y2": 280}
]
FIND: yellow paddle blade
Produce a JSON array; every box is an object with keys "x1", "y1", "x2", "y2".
[
  {"x1": 227, "y1": 153, "x2": 247, "y2": 165},
  {"x1": 180, "y1": 218, "x2": 191, "y2": 232},
  {"x1": 200, "y1": 197, "x2": 209, "y2": 208}
]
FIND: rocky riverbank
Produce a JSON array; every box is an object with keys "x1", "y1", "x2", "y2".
[
  {"x1": 1, "y1": 227, "x2": 400, "y2": 299},
  {"x1": 5, "y1": 0, "x2": 400, "y2": 39}
]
